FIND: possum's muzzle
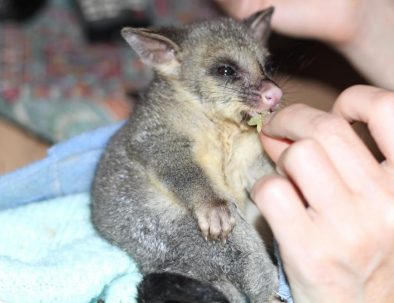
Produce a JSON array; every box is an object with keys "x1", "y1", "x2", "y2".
[
  {"x1": 241, "y1": 80, "x2": 282, "y2": 120},
  {"x1": 245, "y1": 79, "x2": 282, "y2": 116},
  {"x1": 240, "y1": 80, "x2": 282, "y2": 131}
]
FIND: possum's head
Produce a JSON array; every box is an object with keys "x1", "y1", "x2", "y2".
[{"x1": 122, "y1": 7, "x2": 282, "y2": 125}]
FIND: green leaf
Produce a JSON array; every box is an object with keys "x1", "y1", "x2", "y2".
[{"x1": 247, "y1": 113, "x2": 264, "y2": 132}]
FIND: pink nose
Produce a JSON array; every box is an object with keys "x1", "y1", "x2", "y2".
[{"x1": 262, "y1": 82, "x2": 282, "y2": 110}]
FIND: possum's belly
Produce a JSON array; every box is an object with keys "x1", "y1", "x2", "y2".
[
  {"x1": 223, "y1": 138, "x2": 272, "y2": 202},
  {"x1": 193, "y1": 128, "x2": 270, "y2": 209}
]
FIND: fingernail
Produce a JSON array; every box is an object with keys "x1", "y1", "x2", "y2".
[
  {"x1": 264, "y1": 112, "x2": 274, "y2": 124},
  {"x1": 262, "y1": 110, "x2": 278, "y2": 132}
]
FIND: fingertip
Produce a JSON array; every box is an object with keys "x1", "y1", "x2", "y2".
[{"x1": 332, "y1": 85, "x2": 382, "y2": 117}]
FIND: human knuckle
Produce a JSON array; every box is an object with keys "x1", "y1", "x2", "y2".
[
  {"x1": 264, "y1": 176, "x2": 288, "y2": 190},
  {"x1": 285, "y1": 139, "x2": 318, "y2": 163},
  {"x1": 374, "y1": 91, "x2": 394, "y2": 114},
  {"x1": 311, "y1": 114, "x2": 348, "y2": 137},
  {"x1": 338, "y1": 84, "x2": 364, "y2": 99},
  {"x1": 337, "y1": 85, "x2": 371, "y2": 104},
  {"x1": 255, "y1": 176, "x2": 288, "y2": 200}
]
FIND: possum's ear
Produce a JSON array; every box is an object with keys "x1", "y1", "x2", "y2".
[
  {"x1": 244, "y1": 7, "x2": 274, "y2": 45},
  {"x1": 121, "y1": 27, "x2": 180, "y2": 67}
]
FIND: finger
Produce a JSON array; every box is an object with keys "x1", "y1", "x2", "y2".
[
  {"x1": 276, "y1": 138, "x2": 351, "y2": 215},
  {"x1": 262, "y1": 103, "x2": 382, "y2": 193},
  {"x1": 332, "y1": 85, "x2": 394, "y2": 165},
  {"x1": 252, "y1": 174, "x2": 314, "y2": 250},
  {"x1": 214, "y1": 0, "x2": 270, "y2": 19},
  {"x1": 259, "y1": 131, "x2": 292, "y2": 163},
  {"x1": 214, "y1": 0, "x2": 303, "y2": 37}
]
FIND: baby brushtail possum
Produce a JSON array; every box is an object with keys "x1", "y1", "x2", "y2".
[{"x1": 91, "y1": 7, "x2": 284, "y2": 303}]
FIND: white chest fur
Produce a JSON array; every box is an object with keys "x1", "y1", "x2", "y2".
[{"x1": 192, "y1": 121, "x2": 273, "y2": 210}]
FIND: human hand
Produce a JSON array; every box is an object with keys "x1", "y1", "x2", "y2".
[
  {"x1": 252, "y1": 85, "x2": 394, "y2": 303},
  {"x1": 215, "y1": 0, "x2": 394, "y2": 89}
]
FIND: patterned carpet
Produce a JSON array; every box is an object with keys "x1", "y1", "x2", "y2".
[{"x1": 0, "y1": 0, "x2": 220, "y2": 142}]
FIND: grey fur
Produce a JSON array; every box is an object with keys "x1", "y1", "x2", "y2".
[{"x1": 91, "y1": 8, "x2": 280, "y2": 303}]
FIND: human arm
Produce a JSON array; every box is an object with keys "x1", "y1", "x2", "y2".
[{"x1": 252, "y1": 85, "x2": 394, "y2": 303}]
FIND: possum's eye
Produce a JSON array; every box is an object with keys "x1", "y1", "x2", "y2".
[
  {"x1": 264, "y1": 57, "x2": 275, "y2": 77},
  {"x1": 217, "y1": 65, "x2": 237, "y2": 77}
]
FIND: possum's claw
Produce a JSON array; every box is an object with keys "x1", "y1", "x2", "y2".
[{"x1": 195, "y1": 200, "x2": 236, "y2": 242}]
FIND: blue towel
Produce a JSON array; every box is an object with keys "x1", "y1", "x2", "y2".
[
  {"x1": 0, "y1": 121, "x2": 124, "y2": 210},
  {"x1": 0, "y1": 193, "x2": 141, "y2": 303},
  {"x1": 0, "y1": 122, "x2": 293, "y2": 303}
]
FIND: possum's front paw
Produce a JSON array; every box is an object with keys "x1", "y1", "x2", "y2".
[{"x1": 195, "y1": 200, "x2": 236, "y2": 243}]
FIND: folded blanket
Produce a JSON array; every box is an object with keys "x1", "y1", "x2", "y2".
[
  {"x1": 0, "y1": 122, "x2": 293, "y2": 303},
  {"x1": 0, "y1": 121, "x2": 124, "y2": 210},
  {"x1": 0, "y1": 193, "x2": 141, "y2": 303}
]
